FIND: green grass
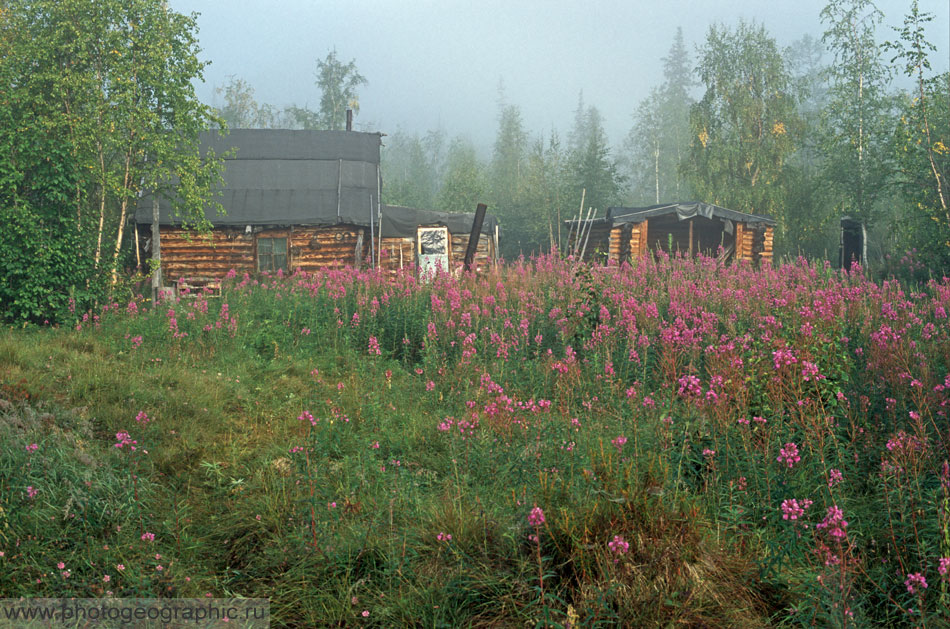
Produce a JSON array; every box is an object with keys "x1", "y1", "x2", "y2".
[{"x1": 0, "y1": 320, "x2": 775, "y2": 627}]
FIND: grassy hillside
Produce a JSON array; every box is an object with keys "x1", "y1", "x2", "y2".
[{"x1": 2, "y1": 255, "x2": 949, "y2": 626}]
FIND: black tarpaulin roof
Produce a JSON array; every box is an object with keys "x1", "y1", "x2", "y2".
[
  {"x1": 380, "y1": 205, "x2": 499, "y2": 239},
  {"x1": 607, "y1": 202, "x2": 776, "y2": 226},
  {"x1": 134, "y1": 129, "x2": 383, "y2": 227}
]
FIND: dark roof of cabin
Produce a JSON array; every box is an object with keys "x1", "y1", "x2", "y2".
[
  {"x1": 135, "y1": 129, "x2": 383, "y2": 227},
  {"x1": 380, "y1": 205, "x2": 498, "y2": 239},
  {"x1": 607, "y1": 202, "x2": 776, "y2": 226}
]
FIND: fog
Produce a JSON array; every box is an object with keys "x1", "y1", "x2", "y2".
[{"x1": 168, "y1": 0, "x2": 949, "y2": 149}]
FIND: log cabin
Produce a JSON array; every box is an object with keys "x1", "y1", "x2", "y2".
[
  {"x1": 135, "y1": 130, "x2": 503, "y2": 294},
  {"x1": 135, "y1": 129, "x2": 384, "y2": 293},
  {"x1": 568, "y1": 202, "x2": 775, "y2": 265}
]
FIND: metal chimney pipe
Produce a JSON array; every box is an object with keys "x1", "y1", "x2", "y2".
[{"x1": 346, "y1": 109, "x2": 353, "y2": 131}]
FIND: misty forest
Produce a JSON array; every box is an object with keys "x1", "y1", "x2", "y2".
[
  {"x1": 212, "y1": 7, "x2": 948, "y2": 268},
  {"x1": 2, "y1": 0, "x2": 950, "y2": 627}
]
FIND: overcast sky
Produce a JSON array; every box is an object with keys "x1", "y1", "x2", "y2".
[{"x1": 169, "y1": 0, "x2": 949, "y2": 150}]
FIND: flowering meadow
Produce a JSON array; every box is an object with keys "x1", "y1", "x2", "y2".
[{"x1": 1, "y1": 253, "x2": 949, "y2": 626}]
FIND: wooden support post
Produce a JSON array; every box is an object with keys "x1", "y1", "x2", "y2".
[
  {"x1": 151, "y1": 195, "x2": 161, "y2": 303},
  {"x1": 354, "y1": 229, "x2": 364, "y2": 269},
  {"x1": 369, "y1": 197, "x2": 375, "y2": 268},
  {"x1": 688, "y1": 218, "x2": 694, "y2": 257},
  {"x1": 494, "y1": 224, "x2": 500, "y2": 265},
  {"x1": 735, "y1": 223, "x2": 745, "y2": 262},
  {"x1": 464, "y1": 203, "x2": 488, "y2": 272}
]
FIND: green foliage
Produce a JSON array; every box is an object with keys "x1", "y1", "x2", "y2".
[
  {"x1": 491, "y1": 102, "x2": 529, "y2": 213},
  {"x1": 819, "y1": 0, "x2": 894, "y2": 246},
  {"x1": 886, "y1": 1, "x2": 950, "y2": 271},
  {"x1": 782, "y1": 35, "x2": 840, "y2": 259},
  {"x1": 568, "y1": 106, "x2": 626, "y2": 220},
  {"x1": 623, "y1": 27, "x2": 694, "y2": 205},
  {"x1": 490, "y1": 101, "x2": 563, "y2": 257},
  {"x1": 0, "y1": 0, "x2": 224, "y2": 322},
  {"x1": 686, "y1": 21, "x2": 799, "y2": 243},
  {"x1": 314, "y1": 49, "x2": 367, "y2": 131},
  {"x1": 214, "y1": 75, "x2": 281, "y2": 129},
  {"x1": 438, "y1": 137, "x2": 485, "y2": 215},
  {"x1": 0, "y1": 56, "x2": 101, "y2": 323},
  {"x1": 381, "y1": 128, "x2": 444, "y2": 210},
  {"x1": 891, "y1": 75, "x2": 950, "y2": 269}
]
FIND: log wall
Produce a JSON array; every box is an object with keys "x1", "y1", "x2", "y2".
[
  {"x1": 761, "y1": 226, "x2": 774, "y2": 265},
  {"x1": 290, "y1": 225, "x2": 367, "y2": 273},
  {"x1": 574, "y1": 224, "x2": 612, "y2": 261},
  {"x1": 587, "y1": 216, "x2": 771, "y2": 265},
  {"x1": 379, "y1": 232, "x2": 495, "y2": 273},
  {"x1": 608, "y1": 226, "x2": 626, "y2": 262},
  {"x1": 379, "y1": 237, "x2": 415, "y2": 272},
  {"x1": 147, "y1": 224, "x2": 369, "y2": 282},
  {"x1": 155, "y1": 227, "x2": 254, "y2": 281},
  {"x1": 629, "y1": 220, "x2": 649, "y2": 259},
  {"x1": 735, "y1": 223, "x2": 755, "y2": 262},
  {"x1": 451, "y1": 232, "x2": 495, "y2": 272}
]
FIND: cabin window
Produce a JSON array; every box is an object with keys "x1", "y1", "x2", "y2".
[{"x1": 257, "y1": 237, "x2": 288, "y2": 272}]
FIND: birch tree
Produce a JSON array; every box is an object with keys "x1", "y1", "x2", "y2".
[{"x1": 820, "y1": 0, "x2": 893, "y2": 264}]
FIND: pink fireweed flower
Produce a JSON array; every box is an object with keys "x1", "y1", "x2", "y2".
[
  {"x1": 801, "y1": 361, "x2": 824, "y2": 381},
  {"x1": 827, "y1": 469, "x2": 843, "y2": 488},
  {"x1": 57, "y1": 562, "x2": 65, "y2": 570},
  {"x1": 26, "y1": 443, "x2": 38, "y2": 453},
  {"x1": 426, "y1": 380, "x2": 436, "y2": 391},
  {"x1": 528, "y1": 506, "x2": 545, "y2": 527},
  {"x1": 777, "y1": 443, "x2": 801, "y2": 469},
  {"x1": 367, "y1": 336, "x2": 381, "y2": 356},
  {"x1": 436, "y1": 532, "x2": 452, "y2": 542},
  {"x1": 114, "y1": 432, "x2": 137, "y2": 451},
  {"x1": 938, "y1": 557, "x2": 950, "y2": 578},
  {"x1": 370, "y1": 441, "x2": 380, "y2": 449},
  {"x1": 905, "y1": 572, "x2": 927, "y2": 594},
  {"x1": 608, "y1": 535, "x2": 629, "y2": 556},
  {"x1": 103, "y1": 575, "x2": 111, "y2": 583},
  {"x1": 611, "y1": 435, "x2": 627, "y2": 452},
  {"x1": 676, "y1": 374, "x2": 702, "y2": 399},
  {"x1": 141, "y1": 532, "x2": 155, "y2": 542},
  {"x1": 301, "y1": 327, "x2": 311, "y2": 336},
  {"x1": 135, "y1": 411, "x2": 150, "y2": 424},
  {"x1": 26, "y1": 486, "x2": 38, "y2": 499},
  {"x1": 298, "y1": 411, "x2": 316, "y2": 426},
  {"x1": 816, "y1": 505, "x2": 848, "y2": 540},
  {"x1": 116, "y1": 564, "x2": 126, "y2": 571},
  {"x1": 780, "y1": 498, "x2": 812, "y2": 520},
  {"x1": 772, "y1": 348, "x2": 798, "y2": 369},
  {"x1": 702, "y1": 448, "x2": 716, "y2": 457}
]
